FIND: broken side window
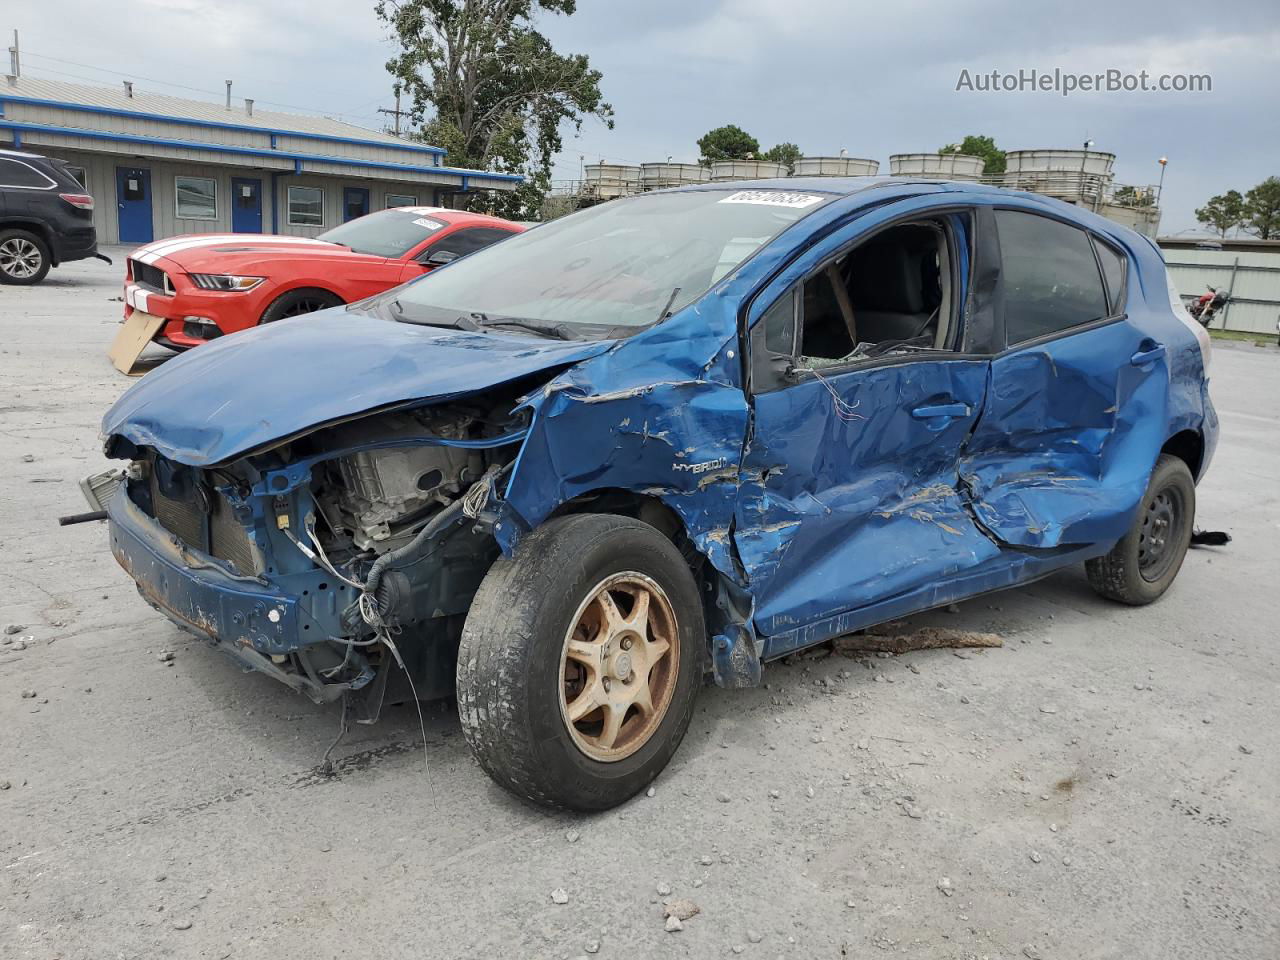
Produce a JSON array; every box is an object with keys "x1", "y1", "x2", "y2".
[{"x1": 793, "y1": 218, "x2": 959, "y2": 366}]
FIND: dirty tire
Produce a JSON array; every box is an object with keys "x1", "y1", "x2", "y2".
[
  {"x1": 1086, "y1": 454, "x2": 1195, "y2": 605},
  {"x1": 258, "y1": 288, "x2": 343, "y2": 323},
  {"x1": 456, "y1": 514, "x2": 704, "y2": 811},
  {"x1": 0, "y1": 229, "x2": 51, "y2": 285}
]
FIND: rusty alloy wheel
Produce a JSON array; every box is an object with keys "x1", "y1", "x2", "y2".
[{"x1": 559, "y1": 571, "x2": 680, "y2": 762}]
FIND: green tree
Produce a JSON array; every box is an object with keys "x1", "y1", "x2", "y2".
[
  {"x1": 939, "y1": 134, "x2": 1006, "y2": 176},
  {"x1": 1194, "y1": 190, "x2": 1245, "y2": 238},
  {"x1": 761, "y1": 141, "x2": 803, "y2": 173},
  {"x1": 1114, "y1": 185, "x2": 1156, "y2": 209},
  {"x1": 376, "y1": 0, "x2": 613, "y2": 219},
  {"x1": 1242, "y1": 176, "x2": 1280, "y2": 240},
  {"x1": 696, "y1": 125, "x2": 760, "y2": 165}
]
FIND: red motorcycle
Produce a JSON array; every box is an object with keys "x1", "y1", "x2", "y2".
[{"x1": 1185, "y1": 285, "x2": 1230, "y2": 327}]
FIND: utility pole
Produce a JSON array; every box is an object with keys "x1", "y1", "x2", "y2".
[
  {"x1": 377, "y1": 84, "x2": 409, "y2": 137},
  {"x1": 6, "y1": 29, "x2": 19, "y2": 82}
]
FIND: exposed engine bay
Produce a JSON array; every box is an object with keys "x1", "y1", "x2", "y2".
[
  {"x1": 322, "y1": 412, "x2": 488, "y2": 553},
  {"x1": 103, "y1": 377, "x2": 544, "y2": 722}
]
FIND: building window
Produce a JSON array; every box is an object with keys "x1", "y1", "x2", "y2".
[
  {"x1": 65, "y1": 165, "x2": 88, "y2": 188},
  {"x1": 288, "y1": 186, "x2": 325, "y2": 226},
  {"x1": 175, "y1": 176, "x2": 217, "y2": 220},
  {"x1": 386, "y1": 193, "x2": 416, "y2": 209}
]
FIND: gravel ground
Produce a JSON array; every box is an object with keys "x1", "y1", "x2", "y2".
[{"x1": 2, "y1": 251, "x2": 1278, "y2": 960}]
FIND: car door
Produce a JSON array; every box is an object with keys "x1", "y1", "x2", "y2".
[
  {"x1": 958, "y1": 207, "x2": 1169, "y2": 549},
  {"x1": 734, "y1": 200, "x2": 1003, "y2": 643}
]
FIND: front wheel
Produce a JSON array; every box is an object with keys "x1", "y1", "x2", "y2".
[
  {"x1": 456, "y1": 514, "x2": 704, "y2": 811},
  {"x1": 259, "y1": 288, "x2": 342, "y2": 323},
  {"x1": 1086, "y1": 454, "x2": 1196, "y2": 605}
]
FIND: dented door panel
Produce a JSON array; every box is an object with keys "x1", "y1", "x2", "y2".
[
  {"x1": 960, "y1": 320, "x2": 1171, "y2": 550},
  {"x1": 736, "y1": 358, "x2": 998, "y2": 637}
]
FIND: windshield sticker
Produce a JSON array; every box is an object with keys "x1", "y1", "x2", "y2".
[
  {"x1": 413, "y1": 218, "x2": 444, "y2": 229},
  {"x1": 718, "y1": 190, "x2": 825, "y2": 209}
]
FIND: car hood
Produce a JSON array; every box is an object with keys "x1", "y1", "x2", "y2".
[
  {"x1": 130, "y1": 234, "x2": 390, "y2": 272},
  {"x1": 102, "y1": 308, "x2": 614, "y2": 466}
]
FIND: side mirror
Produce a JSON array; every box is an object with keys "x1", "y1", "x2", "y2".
[{"x1": 421, "y1": 249, "x2": 460, "y2": 267}]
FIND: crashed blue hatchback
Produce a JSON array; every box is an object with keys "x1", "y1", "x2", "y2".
[{"x1": 93, "y1": 178, "x2": 1217, "y2": 810}]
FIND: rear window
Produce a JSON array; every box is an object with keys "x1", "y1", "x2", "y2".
[
  {"x1": 318, "y1": 208, "x2": 449, "y2": 257},
  {"x1": 996, "y1": 210, "x2": 1109, "y2": 345},
  {"x1": 0, "y1": 157, "x2": 56, "y2": 190},
  {"x1": 1093, "y1": 237, "x2": 1128, "y2": 314}
]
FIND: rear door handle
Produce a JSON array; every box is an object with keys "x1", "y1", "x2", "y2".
[
  {"x1": 911, "y1": 402, "x2": 971, "y2": 420},
  {"x1": 1130, "y1": 343, "x2": 1166, "y2": 366}
]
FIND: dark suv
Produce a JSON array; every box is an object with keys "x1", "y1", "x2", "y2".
[{"x1": 0, "y1": 148, "x2": 100, "y2": 285}]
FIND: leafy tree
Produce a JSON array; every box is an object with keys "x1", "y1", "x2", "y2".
[
  {"x1": 1194, "y1": 190, "x2": 1245, "y2": 238},
  {"x1": 1242, "y1": 176, "x2": 1280, "y2": 240},
  {"x1": 376, "y1": 0, "x2": 613, "y2": 219},
  {"x1": 939, "y1": 134, "x2": 1006, "y2": 176},
  {"x1": 1113, "y1": 185, "x2": 1156, "y2": 209},
  {"x1": 761, "y1": 142, "x2": 803, "y2": 173},
  {"x1": 697, "y1": 125, "x2": 760, "y2": 165}
]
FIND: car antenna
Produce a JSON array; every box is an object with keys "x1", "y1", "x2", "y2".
[{"x1": 655, "y1": 287, "x2": 681, "y2": 323}]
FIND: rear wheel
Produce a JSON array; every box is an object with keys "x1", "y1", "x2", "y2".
[
  {"x1": 456, "y1": 514, "x2": 704, "y2": 811},
  {"x1": 259, "y1": 288, "x2": 342, "y2": 323},
  {"x1": 1086, "y1": 454, "x2": 1195, "y2": 605},
  {"x1": 0, "y1": 229, "x2": 51, "y2": 285}
]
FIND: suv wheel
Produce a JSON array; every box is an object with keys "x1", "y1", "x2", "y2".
[
  {"x1": 0, "y1": 230, "x2": 51, "y2": 285},
  {"x1": 1086, "y1": 454, "x2": 1195, "y2": 605},
  {"x1": 456, "y1": 514, "x2": 704, "y2": 811}
]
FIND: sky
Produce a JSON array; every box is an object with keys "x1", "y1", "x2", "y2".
[{"x1": 8, "y1": 0, "x2": 1279, "y2": 233}]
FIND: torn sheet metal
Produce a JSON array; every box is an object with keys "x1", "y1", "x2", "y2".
[{"x1": 497, "y1": 295, "x2": 749, "y2": 579}]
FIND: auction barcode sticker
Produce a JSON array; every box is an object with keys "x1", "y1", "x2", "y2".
[{"x1": 718, "y1": 190, "x2": 825, "y2": 208}]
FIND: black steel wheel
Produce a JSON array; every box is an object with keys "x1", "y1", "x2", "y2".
[{"x1": 1087, "y1": 454, "x2": 1196, "y2": 605}]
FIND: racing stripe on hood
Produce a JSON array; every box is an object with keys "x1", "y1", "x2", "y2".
[{"x1": 132, "y1": 234, "x2": 335, "y2": 264}]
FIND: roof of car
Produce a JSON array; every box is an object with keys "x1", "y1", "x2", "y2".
[
  {"x1": 389, "y1": 206, "x2": 518, "y2": 226},
  {"x1": 665, "y1": 176, "x2": 1018, "y2": 197},
  {"x1": 0, "y1": 147, "x2": 51, "y2": 160}
]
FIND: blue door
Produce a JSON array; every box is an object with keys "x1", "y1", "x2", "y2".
[
  {"x1": 343, "y1": 187, "x2": 370, "y2": 222},
  {"x1": 733, "y1": 202, "x2": 1002, "y2": 643},
  {"x1": 231, "y1": 177, "x2": 263, "y2": 233},
  {"x1": 115, "y1": 166, "x2": 153, "y2": 243},
  {"x1": 958, "y1": 208, "x2": 1170, "y2": 549}
]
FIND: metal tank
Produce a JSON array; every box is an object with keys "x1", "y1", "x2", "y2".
[
  {"x1": 888, "y1": 153, "x2": 985, "y2": 180},
  {"x1": 1000, "y1": 149, "x2": 1117, "y2": 202},
  {"x1": 583, "y1": 163, "x2": 641, "y2": 199},
  {"x1": 709, "y1": 160, "x2": 790, "y2": 181},
  {"x1": 792, "y1": 156, "x2": 879, "y2": 177},
  {"x1": 640, "y1": 163, "x2": 709, "y2": 190}
]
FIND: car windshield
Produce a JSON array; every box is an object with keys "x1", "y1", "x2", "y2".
[
  {"x1": 317, "y1": 209, "x2": 447, "y2": 258},
  {"x1": 387, "y1": 188, "x2": 833, "y2": 334}
]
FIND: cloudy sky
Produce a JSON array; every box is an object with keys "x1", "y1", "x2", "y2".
[{"x1": 10, "y1": 0, "x2": 1279, "y2": 232}]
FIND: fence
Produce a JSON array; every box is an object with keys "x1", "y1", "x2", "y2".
[{"x1": 1160, "y1": 245, "x2": 1280, "y2": 336}]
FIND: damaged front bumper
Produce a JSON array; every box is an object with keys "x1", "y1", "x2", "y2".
[{"x1": 107, "y1": 484, "x2": 367, "y2": 702}]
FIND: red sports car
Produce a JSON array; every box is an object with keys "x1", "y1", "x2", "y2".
[{"x1": 118, "y1": 207, "x2": 523, "y2": 352}]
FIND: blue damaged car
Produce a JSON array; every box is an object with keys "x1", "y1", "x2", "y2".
[{"x1": 92, "y1": 178, "x2": 1217, "y2": 810}]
